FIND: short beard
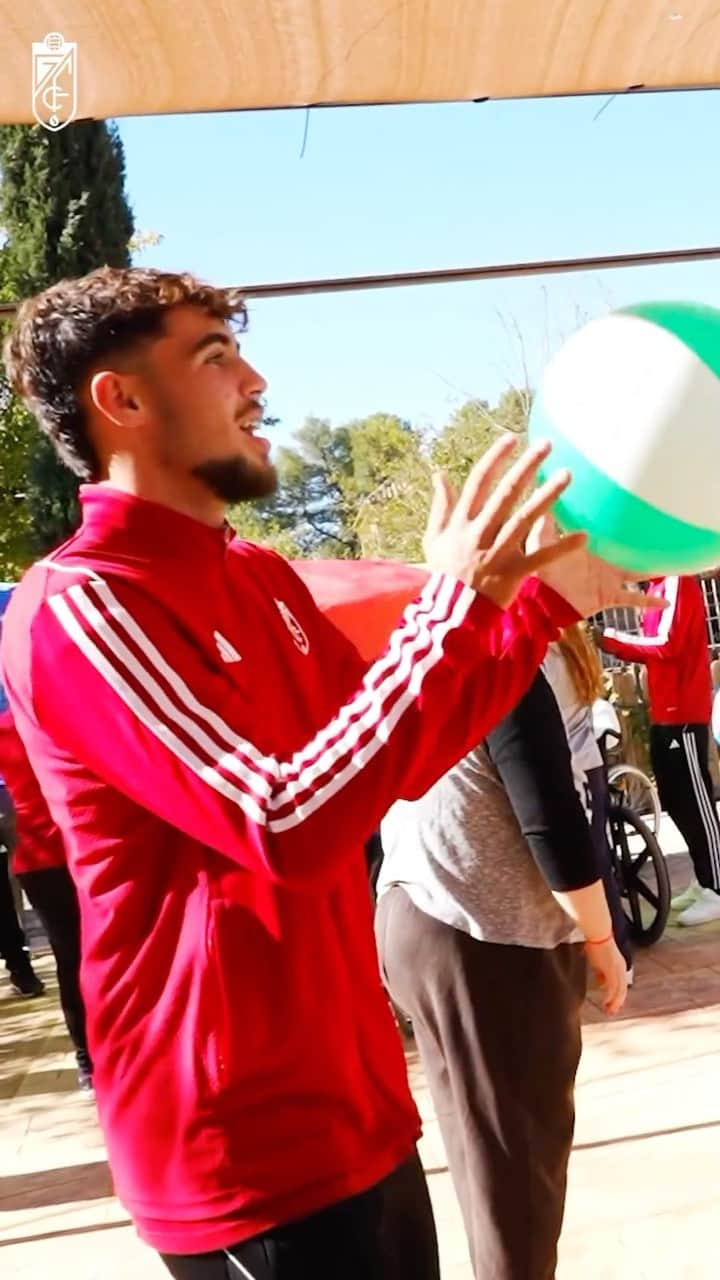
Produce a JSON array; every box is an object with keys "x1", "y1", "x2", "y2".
[{"x1": 192, "y1": 455, "x2": 278, "y2": 503}]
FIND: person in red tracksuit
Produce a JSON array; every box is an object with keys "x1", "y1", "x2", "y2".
[
  {"x1": 599, "y1": 575, "x2": 720, "y2": 927},
  {"x1": 0, "y1": 266, "x2": 655, "y2": 1280},
  {"x1": 0, "y1": 709, "x2": 93, "y2": 1087},
  {"x1": 0, "y1": 586, "x2": 45, "y2": 1001},
  {"x1": 0, "y1": 749, "x2": 45, "y2": 999}
]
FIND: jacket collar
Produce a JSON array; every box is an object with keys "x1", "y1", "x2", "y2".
[{"x1": 78, "y1": 485, "x2": 232, "y2": 558}]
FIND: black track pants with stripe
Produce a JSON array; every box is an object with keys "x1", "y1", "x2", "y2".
[{"x1": 650, "y1": 723, "x2": 720, "y2": 892}]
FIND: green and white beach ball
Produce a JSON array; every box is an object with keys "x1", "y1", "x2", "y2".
[{"x1": 529, "y1": 302, "x2": 720, "y2": 574}]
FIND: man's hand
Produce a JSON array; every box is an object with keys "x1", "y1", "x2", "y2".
[
  {"x1": 528, "y1": 516, "x2": 666, "y2": 618},
  {"x1": 585, "y1": 937, "x2": 628, "y2": 1015},
  {"x1": 422, "y1": 437, "x2": 587, "y2": 610}
]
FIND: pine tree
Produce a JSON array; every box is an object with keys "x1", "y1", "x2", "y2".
[{"x1": 0, "y1": 121, "x2": 134, "y2": 567}]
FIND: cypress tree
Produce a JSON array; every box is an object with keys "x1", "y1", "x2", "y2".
[{"x1": 0, "y1": 121, "x2": 134, "y2": 565}]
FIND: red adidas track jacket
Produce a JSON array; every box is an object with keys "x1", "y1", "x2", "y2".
[
  {"x1": 601, "y1": 575, "x2": 712, "y2": 725},
  {"x1": 0, "y1": 486, "x2": 577, "y2": 1254},
  {"x1": 0, "y1": 710, "x2": 66, "y2": 873}
]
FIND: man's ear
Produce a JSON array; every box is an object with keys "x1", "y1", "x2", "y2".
[{"x1": 89, "y1": 370, "x2": 147, "y2": 429}]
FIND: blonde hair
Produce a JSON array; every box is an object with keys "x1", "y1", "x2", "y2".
[{"x1": 557, "y1": 622, "x2": 604, "y2": 707}]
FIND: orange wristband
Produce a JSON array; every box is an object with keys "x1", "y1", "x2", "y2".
[{"x1": 585, "y1": 932, "x2": 613, "y2": 946}]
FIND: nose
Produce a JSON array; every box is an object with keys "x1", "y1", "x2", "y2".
[{"x1": 239, "y1": 355, "x2": 267, "y2": 400}]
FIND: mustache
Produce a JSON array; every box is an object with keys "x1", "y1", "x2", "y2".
[{"x1": 236, "y1": 397, "x2": 269, "y2": 423}]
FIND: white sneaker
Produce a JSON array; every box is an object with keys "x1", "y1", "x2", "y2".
[
  {"x1": 671, "y1": 879, "x2": 701, "y2": 912},
  {"x1": 626, "y1": 966, "x2": 634, "y2": 988},
  {"x1": 677, "y1": 888, "x2": 720, "y2": 927}
]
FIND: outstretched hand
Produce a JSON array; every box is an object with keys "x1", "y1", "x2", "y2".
[{"x1": 422, "y1": 436, "x2": 587, "y2": 610}]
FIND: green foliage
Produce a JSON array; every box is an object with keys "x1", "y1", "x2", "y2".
[
  {"x1": 0, "y1": 121, "x2": 133, "y2": 293},
  {"x1": 348, "y1": 414, "x2": 430, "y2": 561},
  {"x1": 229, "y1": 418, "x2": 360, "y2": 559},
  {"x1": 430, "y1": 399, "x2": 502, "y2": 488},
  {"x1": 24, "y1": 436, "x2": 83, "y2": 557},
  {"x1": 276, "y1": 418, "x2": 359, "y2": 557},
  {"x1": 493, "y1": 386, "x2": 531, "y2": 436},
  {"x1": 227, "y1": 504, "x2": 302, "y2": 560},
  {"x1": 430, "y1": 388, "x2": 530, "y2": 488},
  {"x1": 127, "y1": 229, "x2": 164, "y2": 255},
  {"x1": 0, "y1": 392, "x2": 34, "y2": 576},
  {"x1": 0, "y1": 121, "x2": 135, "y2": 575}
]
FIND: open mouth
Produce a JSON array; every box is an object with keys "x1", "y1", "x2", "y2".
[{"x1": 236, "y1": 417, "x2": 271, "y2": 457}]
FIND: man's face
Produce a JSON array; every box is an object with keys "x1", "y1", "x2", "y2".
[{"x1": 135, "y1": 305, "x2": 276, "y2": 502}]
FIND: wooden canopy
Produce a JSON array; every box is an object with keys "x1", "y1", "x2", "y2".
[{"x1": 2, "y1": 1, "x2": 719, "y2": 125}]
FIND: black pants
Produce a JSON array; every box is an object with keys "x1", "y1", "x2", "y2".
[
  {"x1": 586, "y1": 766, "x2": 633, "y2": 967},
  {"x1": 376, "y1": 887, "x2": 586, "y2": 1280},
  {"x1": 161, "y1": 1154, "x2": 439, "y2": 1280},
  {"x1": 17, "y1": 867, "x2": 92, "y2": 1071},
  {"x1": 650, "y1": 723, "x2": 720, "y2": 892},
  {"x1": 0, "y1": 788, "x2": 28, "y2": 971},
  {"x1": 0, "y1": 849, "x2": 28, "y2": 971}
]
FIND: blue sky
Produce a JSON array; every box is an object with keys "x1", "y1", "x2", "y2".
[{"x1": 118, "y1": 89, "x2": 720, "y2": 446}]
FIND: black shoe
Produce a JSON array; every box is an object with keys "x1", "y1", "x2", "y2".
[{"x1": 9, "y1": 964, "x2": 45, "y2": 998}]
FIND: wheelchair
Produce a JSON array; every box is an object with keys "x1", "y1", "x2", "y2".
[{"x1": 597, "y1": 726, "x2": 671, "y2": 947}]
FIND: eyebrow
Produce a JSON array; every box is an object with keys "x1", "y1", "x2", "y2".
[{"x1": 189, "y1": 330, "x2": 236, "y2": 356}]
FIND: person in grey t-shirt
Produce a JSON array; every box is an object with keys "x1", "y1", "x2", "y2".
[{"x1": 376, "y1": 670, "x2": 626, "y2": 1280}]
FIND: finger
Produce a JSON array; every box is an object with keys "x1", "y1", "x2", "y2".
[
  {"x1": 619, "y1": 568, "x2": 661, "y2": 586},
  {"x1": 604, "y1": 972, "x2": 622, "y2": 1013},
  {"x1": 639, "y1": 591, "x2": 667, "y2": 611},
  {"x1": 513, "y1": 532, "x2": 588, "y2": 578},
  {"x1": 598, "y1": 569, "x2": 666, "y2": 607},
  {"x1": 480, "y1": 467, "x2": 572, "y2": 556},
  {"x1": 615, "y1": 589, "x2": 667, "y2": 611},
  {"x1": 424, "y1": 471, "x2": 455, "y2": 543},
  {"x1": 453, "y1": 435, "x2": 520, "y2": 523},
  {"x1": 466, "y1": 439, "x2": 554, "y2": 541},
  {"x1": 525, "y1": 511, "x2": 560, "y2": 557},
  {"x1": 607, "y1": 985, "x2": 625, "y2": 1015}
]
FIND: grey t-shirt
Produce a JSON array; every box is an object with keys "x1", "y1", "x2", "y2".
[{"x1": 378, "y1": 672, "x2": 594, "y2": 950}]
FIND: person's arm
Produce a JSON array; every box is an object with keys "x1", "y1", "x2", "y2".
[
  {"x1": 0, "y1": 712, "x2": 64, "y2": 859},
  {"x1": 484, "y1": 669, "x2": 599, "y2": 893},
  {"x1": 550, "y1": 883, "x2": 611, "y2": 943},
  {"x1": 485, "y1": 672, "x2": 626, "y2": 1013},
  {"x1": 600, "y1": 576, "x2": 679, "y2": 664},
  {"x1": 20, "y1": 571, "x2": 574, "y2": 893},
  {"x1": 9, "y1": 434, "x2": 657, "y2": 897}
]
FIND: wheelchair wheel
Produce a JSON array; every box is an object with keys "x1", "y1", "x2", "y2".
[
  {"x1": 607, "y1": 763, "x2": 662, "y2": 835},
  {"x1": 610, "y1": 803, "x2": 671, "y2": 946}
]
